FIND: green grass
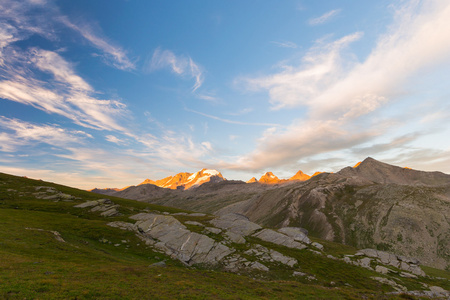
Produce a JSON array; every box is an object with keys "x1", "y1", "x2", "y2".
[{"x1": 0, "y1": 172, "x2": 448, "y2": 299}]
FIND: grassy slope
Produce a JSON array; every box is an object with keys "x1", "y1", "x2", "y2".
[{"x1": 0, "y1": 172, "x2": 447, "y2": 299}]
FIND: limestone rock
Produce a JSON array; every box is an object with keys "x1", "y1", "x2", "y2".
[
  {"x1": 249, "y1": 261, "x2": 269, "y2": 271},
  {"x1": 224, "y1": 231, "x2": 246, "y2": 244},
  {"x1": 278, "y1": 227, "x2": 311, "y2": 244},
  {"x1": 210, "y1": 213, "x2": 261, "y2": 236},
  {"x1": 204, "y1": 227, "x2": 222, "y2": 234},
  {"x1": 252, "y1": 229, "x2": 307, "y2": 250},
  {"x1": 134, "y1": 213, "x2": 233, "y2": 265},
  {"x1": 311, "y1": 242, "x2": 324, "y2": 250},
  {"x1": 375, "y1": 265, "x2": 389, "y2": 274},
  {"x1": 185, "y1": 221, "x2": 204, "y2": 227},
  {"x1": 107, "y1": 221, "x2": 137, "y2": 231}
]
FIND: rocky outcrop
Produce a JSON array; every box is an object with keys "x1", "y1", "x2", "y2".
[
  {"x1": 355, "y1": 249, "x2": 425, "y2": 276},
  {"x1": 278, "y1": 227, "x2": 311, "y2": 244},
  {"x1": 74, "y1": 198, "x2": 121, "y2": 217},
  {"x1": 253, "y1": 229, "x2": 307, "y2": 250},
  {"x1": 245, "y1": 245, "x2": 297, "y2": 267},
  {"x1": 210, "y1": 213, "x2": 261, "y2": 236},
  {"x1": 131, "y1": 213, "x2": 233, "y2": 265}
]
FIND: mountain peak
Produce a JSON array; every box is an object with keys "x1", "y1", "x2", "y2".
[
  {"x1": 339, "y1": 157, "x2": 450, "y2": 186},
  {"x1": 289, "y1": 170, "x2": 311, "y2": 181},
  {"x1": 258, "y1": 172, "x2": 280, "y2": 184},
  {"x1": 139, "y1": 169, "x2": 224, "y2": 190},
  {"x1": 246, "y1": 177, "x2": 258, "y2": 183}
]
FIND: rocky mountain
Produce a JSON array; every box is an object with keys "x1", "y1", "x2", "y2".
[
  {"x1": 107, "y1": 157, "x2": 450, "y2": 271},
  {"x1": 258, "y1": 172, "x2": 281, "y2": 184},
  {"x1": 246, "y1": 177, "x2": 258, "y2": 183},
  {"x1": 215, "y1": 158, "x2": 450, "y2": 270},
  {"x1": 139, "y1": 169, "x2": 225, "y2": 190},
  {"x1": 290, "y1": 170, "x2": 311, "y2": 181}
]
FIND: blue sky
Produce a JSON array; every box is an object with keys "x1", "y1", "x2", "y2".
[{"x1": 1, "y1": 0, "x2": 450, "y2": 189}]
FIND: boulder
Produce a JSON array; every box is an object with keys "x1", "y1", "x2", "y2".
[
  {"x1": 107, "y1": 221, "x2": 137, "y2": 231},
  {"x1": 224, "y1": 231, "x2": 246, "y2": 244},
  {"x1": 375, "y1": 265, "x2": 389, "y2": 274},
  {"x1": 210, "y1": 213, "x2": 261, "y2": 236},
  {"x1": 252, "y1": 229, "x2": 307, "y2": 250},
  {"x1": 204, "y1": 227, "x2": 222, "y2": 235},
  {"x1": 278, "y1": 227, "x2": 311, "y2": 244}
]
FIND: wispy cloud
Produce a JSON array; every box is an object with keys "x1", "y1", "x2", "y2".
[
  {"x1": 0, "y1": 116, "x2": 92, "y2": 152},
  {"x1": 59, "y1": 17, "x2": 135, "y2": 71},
  {"x1": 0, "y1": 48, "x2": 129, "y2": 132},
  {"x1": 309, "y1": 9, "x2": 341, "y2": 26},
  {"x1": 271, "y1": 41, "x2": 298, "y2": 48},
  {"x1": 185, "y1": 107, "x2": 281, "y2": 127},
  {"x1": 146, "y1": 48, "x2": 204, "y2": 92},
  {"x1": 229, "y1": 1, "x2": 450, "y2": 172},
  {"x1": 105, "y1": 135, "x2": 125, "y2": 145},
  {"x1": 0, "y1": 0, "x2": 134, "y2": 71}
]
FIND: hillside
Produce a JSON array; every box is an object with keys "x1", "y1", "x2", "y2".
[
  {"x1": 105, "y1": 158, "x2": 450, "y2": 271},
  {"x1": 1, "y1": 171, "x2": 449, "y2": 298}
]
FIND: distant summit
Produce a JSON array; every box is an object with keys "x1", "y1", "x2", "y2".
[
  {"x1": 258, "y1": 172, "x2": 280, "y2": 184},
  {"x1": 140, "y1": 169, "x2": 225, "y2": 190},
  {"x1": 338, "y1": 157, "x2": 450, "y2": 186},
  {"x1": 246, "y1": 177, "x2": 258, "y2": 183},
  {"x1": 289, "y1": 170, "x2": 311, "y2": 182}
]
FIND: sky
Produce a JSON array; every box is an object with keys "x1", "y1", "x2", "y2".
[{"x1": 1, "y1": 0, "x2": 450, "y2": 189}]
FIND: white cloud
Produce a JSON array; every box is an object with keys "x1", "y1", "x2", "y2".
[
  {"x1": 308, "y1": 9, "x2": 341, "y2": 26},
  {"x1": 0, "y1": 116, "x2": 92, "y2": 152},
  {"x1": 245, "y1": 32, "x2": 363, "y2": 110},
  {"x1": 0, "y1": 0, "x2": 134, "y2": 71},
  {"x1": 271, "y1": 41, "x2": 298, "y2": 48},
  {"x1": 229, "y1": 0, "x2": 450, "y2": 171},
  {"x1": 0, "y1": 47, "x2": 129, "y2": 132},
  {"x1": 59, "y1": 17, "x2": 135, "y2": 71},
  {"x1": 185, "y1": 107, "x2": 282, "y2": 127},
  {"x1": 147, "y1": 48, "x2": 204, "y2": 91},
  {"x1": 105, "y1": 135, "x2": 125, "y2": 144}
]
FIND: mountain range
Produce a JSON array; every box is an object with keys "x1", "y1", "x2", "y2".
[
  {"x1": 92, "y1": 168, "x2": 315, "y2": 193},
  {"x1": 92, "y1": 157, "x2": 450, "y2": 271}
]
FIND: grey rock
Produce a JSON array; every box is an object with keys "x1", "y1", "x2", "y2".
[
  {"x1": 100, "y1": 207, "x2": 120, "y2": 217},
  {"x1": 358, "y1": 248, "x2": 378, "y2": 258},
  {"x1": 224, "y1": 231, "x2": 246, "y2": 244},
  {"x1": 245, "y1": 245, "x2": 297, "y2": 267},
  {"x1": 134, "y1": 213, "x2": 233, "y2": 265},
  {"x1": 429, "y1": 286, "x2": 449, "y2": 298},
  {"x1": 185, "y1": 221, "x2": 204, "y2": 227},
  {"x1": 293, "y1": 271, "x2": 307, "y2": 276},
  {"x1": 189, "y1": 213, "x2": 206, "y2": 217},
  {"x1": 278, "y1": 227, "x2": 311, "y2": 244},
  {"x1": 311, "y1": 242, "x2": 324, "y2": 250},
  {"x1": 375, "y1": 265, "x2": 389, "y2": 274},
  {"x1": 249, "y1": 261, "x2": 269, "y2": 271},
  {"x1": 149, "y1": 261, "x2": 167, "y2": 268},
  {"x1": 204, "y1": 227, "x2": 222, "y2": 235},
  {"x1": 358, "y1": 257, "x2": 372, "y2": 269},
  {"x1": 253, "y1": 229, "x2": 307, "y2": 250},
  {"x1": 210, "y1": 213, "x2": 261, "y2": 236},
  {"x1": 107, "y1": 221, "x2": 137, "y2": 231},
  {"x1": 74, "y1": 200, "x2": 102, "y2": 208},
  {"x1": 399, "y1": 272, "x2": 418, "y2": 279}
]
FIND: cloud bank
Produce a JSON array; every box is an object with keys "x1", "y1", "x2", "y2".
[{"x1": 229, "y1": 0, "x2": 450, "y2": 172}]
